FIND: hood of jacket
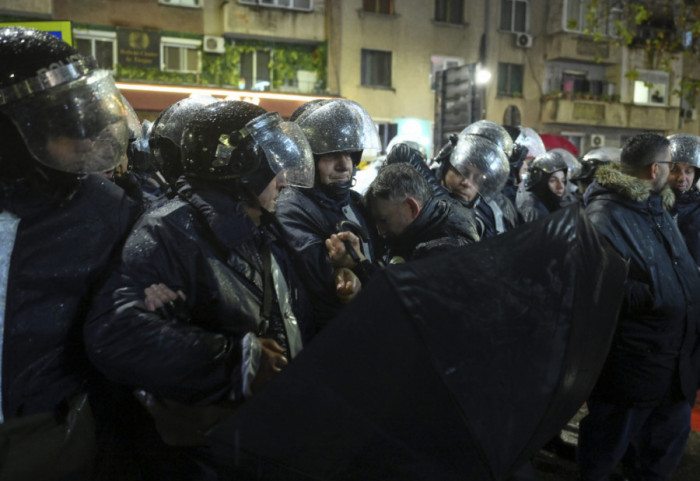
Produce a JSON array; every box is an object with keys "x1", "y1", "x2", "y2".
[{"x1": 591, "y1": 163, "x2": 675, "y2": 210}]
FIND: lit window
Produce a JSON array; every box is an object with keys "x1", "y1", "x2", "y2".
[
  {"x1": 240, "y1": 50, "x2": 271, "y2": 91},
  {"x1": 238, "y1": 0, "x2": 313, "y2": 11},
  {"x1": 500, "y1": 0, "x2": 528, "y2": 33},
  {"x1": 498, "y1": 63, "x2": 524, "y2": 97},
  {"x1": 361, "y1": 49, "x2": 392, "y2": 88},
  {"x1": 161, "y1": 37, "x2": 200, "y2": 73},
  {"x1": 632, "y1": 70, "x2": 669, "y2": 106},
  {"x1": 435, "y1": 0, "x2": 464, "y2": 25},
  {"x1": 74, "y1": 30, "x2": 116, "y2": 70},
  {"x1": 363, "y1": 0, "x2": 394, "y2": 14}
]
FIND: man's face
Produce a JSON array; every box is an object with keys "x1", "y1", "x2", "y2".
[
  {"x1": 370, "y1": 197, "x2": 415, "y2": 239},
  {"x1": 257, "y1": 172, "x2": 287, "y2": 212},
  {"x1": 669, "y1": 162, "x2": 696, "y2": 193},
  {"x1": 317, "y1": 152, "x2": 353, "y2": 186},
  {"x1": 651, "y1": 148, "x2": 671, "y2": 193},
  {"x1": 444, "y1": 165, "x2": 482, "y2": 202},
  {"x1": 547, "y1": 170, "x2": 567, "y2": 197}
]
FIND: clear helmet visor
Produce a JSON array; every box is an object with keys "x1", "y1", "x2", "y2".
[
  {"x1": 450, "y1": 134, "x2": 510, "y2": 200},
  {"x1": 668, "y1": 134, "x2": 700, "y2": 169},
  {"x1": 517, "y1": 127, "x2": 546, "y2": 159},
  {"x1": 2, "y1": 70, "x2": 129, "y2": 174},
  {"x1": 459, "y1": 120, "x2": 514, "y2": 157},
  {"x1": 245, "y1": 112, "x2": 315, "y2": 188},
  {"x1": 297, "y1": 99, "x2": 381, "y2": 155},
  {"x1": 548, "y1": 148, "x2": 582, "y2": 180},
  {"x1": 582, "y1": 146, "x2": 621, "y2": 165}
]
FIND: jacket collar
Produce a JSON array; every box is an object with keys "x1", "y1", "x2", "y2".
[{"x1": 593, "y1": 164, "x2": 675, "y2": 211}]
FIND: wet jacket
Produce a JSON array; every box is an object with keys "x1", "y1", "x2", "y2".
[
  {"x1": 85, "y1": 180, "x2": 313, "y2": 404},
  {"x1": 473, "y1": 193, "x2": 519, "y2": 239},
  {"x1": 275, "y1": 186, "x2": 377, "y2": 328},
  {"x1": 384, "y1": 196, "x2": 479, "y2": 263},
  {"x1": 585, "y1": 165, "x2": 700, "y2": 406},
  {"x1": 672, "y1": 189, "x2": 700, "y2": 267},
  {"x1": 0, "y1": 175, "x2": 137, "y2": 420}
]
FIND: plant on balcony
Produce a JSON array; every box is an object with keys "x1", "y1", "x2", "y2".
[
  {"x1": 611, "y1": 94, "x2": 621, "y2": 102},
  {"x1": 600, "y1": 93, "x2": 610, "y2": 102}
]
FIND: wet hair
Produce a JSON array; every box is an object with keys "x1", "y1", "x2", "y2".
[
  {"x1": 365, "y1": 163, "x2": 431, "y2": 206},
  {"x1": 621, "y1": 132, "x2": 670, "y2": 173}
]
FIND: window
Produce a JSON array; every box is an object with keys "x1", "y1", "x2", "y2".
[
  {"x1": 435, "y1": 0, "x2": 464, "y2": 25},
  {"x1": 238, "y1": 0, "x2": 313, "y2": 11},
  {"x1": 500, "y1": 0, "x2": 528, "y2": 33},
  {"x1": 161, "y1": 37, "x2": 200, "y2": 73},
  {"x1": 240, "y1": 50, "x2": 271, "y2": 91},
  {"x1": 361, "y1": 49, "x2": 392, "y2": 88},
  {"x1": 363, "y1": 0, "x2": 394, "y2": 14},
  {"x1": 74, "y1": 30, "x2": 116, "y2": 70},
  {"x1": 632, "y1": 70, "x2": 669, "y2": 106},
  {"x1": 564, "y1": 0, "x2": 622, "y2": 36},
  {"x1": 497, "y1": 63, "x2": 524, "y2": 97},
  {"x1": 430, "y1": 55, "x2": 463, "y2": 90}
]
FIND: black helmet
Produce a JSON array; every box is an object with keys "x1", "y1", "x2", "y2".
[
  {"x1": 181, "y1": 100, "x2": 314, "y2": 193},
  {"x1": 296, "y1": 98, "x2": 381, "y2": 164},
  {"x1": 460, "y1": 120, "x2": 514, "y2": 158},
  {"x1": 0, "y1": 27, "x2": 129, "y2": 174},
  {"x1": 150, "y1": 95, "x2": 218, "y2": 185},
  {"x1": 524, "y1": 151, "x2": 569, "y2": 191}
]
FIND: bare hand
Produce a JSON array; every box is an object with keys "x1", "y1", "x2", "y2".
[
  {"x1": 325, "y1": 231, "x2": 365, "y2": 268},
  {"x1": 334, "y1": 267, "x2": 362, "y2": 304},
  {"x1": 144, "y1": 283, "x2": 187, "y2": 311},
  {"x1": 251, "y1": 338, "x2": 288, "y2": 393}
]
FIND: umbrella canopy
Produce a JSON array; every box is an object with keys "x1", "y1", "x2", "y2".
[
  {"x1": 208, "y1": 205, "x2": 627, "y2": 481},
  {"x1": 540, "y1": 134, "x2": 579, "y2": 157}
]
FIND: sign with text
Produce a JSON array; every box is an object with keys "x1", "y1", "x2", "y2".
[{"x1": 117, "y1": 27, "x2": 160, "y2": 68}]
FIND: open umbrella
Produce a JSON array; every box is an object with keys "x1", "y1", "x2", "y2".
[
  {"x1": 208, "y1": 206, "x2": 627, "y2": 481},
  {"x1": 540, "y1": 133, "x2": 579, "y2": 157}
]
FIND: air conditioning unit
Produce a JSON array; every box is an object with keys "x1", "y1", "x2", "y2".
[
  {"x1": 590, "y1": 134, "x2": 606, "y2": 148},
  {"x1": 203, "y1": 36, "x2": 225, "y2": 54},
  {"x1": 158, "y1": 0, "x2": 202, "y2": 8},
  {"x1": 515, "y1": 33, "x2": 533, "y2": 48}
]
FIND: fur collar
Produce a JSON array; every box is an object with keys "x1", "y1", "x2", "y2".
[{"x1": 594, "y1": 164, "x2": 675, "y2": 210}]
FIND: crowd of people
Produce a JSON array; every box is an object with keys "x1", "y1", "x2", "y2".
[{"x1": 1, "y1": 27, "x2": 699, "y2": 481}]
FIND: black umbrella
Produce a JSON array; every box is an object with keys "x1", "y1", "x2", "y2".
[{"x1": 208, "y1": 205, "x2": 627, "y2": 480}]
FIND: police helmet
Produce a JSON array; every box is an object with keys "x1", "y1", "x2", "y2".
[
  {"x1": 524, "y1": 151, "x2": 569, "y2": 191},
  {"x1": 460, "y1": 120, "x2": 514, "y2": 158},
  {"x1": 0, "y1": 27, "x2": 130, "y2": 174},
  {"x1": 449, "y1": 134, "x2": 510, "y2": 200}
]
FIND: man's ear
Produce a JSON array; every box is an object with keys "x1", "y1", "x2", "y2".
[
  {"x1": 649, "y1": 162, "x2": 660, "y2": 181},
  {"x1": 405, "y1": 196, "x2": 422, "y2": 219}
]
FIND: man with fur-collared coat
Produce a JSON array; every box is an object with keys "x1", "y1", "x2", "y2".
[{"x1": 579, "y1": 133, "x2": 700, "y2": 481}]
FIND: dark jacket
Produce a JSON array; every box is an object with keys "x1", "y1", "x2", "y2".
[
  {"x1": 517, "y1": 184, "x2": 579, "y2": 224},
  {"x1": 384, "y1": 196, "x2": 479, "y2": 262},
  {"x1": 585, "y1": 164, "x2": 700, "y2": 406},
  {"x1": 672, "y1": 189, "x2": 700, "y2": 267},
  {"x1": 275, "y1": 186, "x2": 378, "y2": 328},
  {"x1": 0, "y1": 175, "x2": 138, "y2": 419},
  {"x1": 85, "y1": 180, "x2": 313, "y2": 405},
  {"x1": 473, "y1": 193, "x2": 519, "y2": 239}
]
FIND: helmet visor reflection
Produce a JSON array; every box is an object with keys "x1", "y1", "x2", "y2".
[{"x1": 3, "y1": 70, "x2": 129, "y2": 174}]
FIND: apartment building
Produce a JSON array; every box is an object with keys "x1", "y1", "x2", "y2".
[{"x1": 1, "y1": 0, "x2": 698, "y2": 155}]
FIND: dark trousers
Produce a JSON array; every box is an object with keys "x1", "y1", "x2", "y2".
[{"x1": 577, "y1": 399, "x2": 691, "y2": 481}]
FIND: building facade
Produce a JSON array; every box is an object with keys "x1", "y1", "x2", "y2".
[{"x1": 1, "y1": 0, "x2": 698, "y2": 155}]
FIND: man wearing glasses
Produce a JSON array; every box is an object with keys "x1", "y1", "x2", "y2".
[{"x1": 579, "y1": 132, "x2": 700, "y2": 481}]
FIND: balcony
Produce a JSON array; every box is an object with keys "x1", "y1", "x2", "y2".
[
  {"x1": 545, "y1": 32, "x2": 621, "y2": 65},
  {"x1": 540, "y1": 95, "x2": 680, "y2": 130}
]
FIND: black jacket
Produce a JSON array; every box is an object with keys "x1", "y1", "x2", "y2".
[
  {"x1": 672, "y1": 189, "x2": 700, "y2": 267},
  {"x1": 473, "y1": 193, "x2": 519, "y2": 239},
  {"x1": 1, "y1": 175, "x2": 138, "y2": 419},
  {"x1": 275, "y1": 186, "x2": 378, "y2": 328},
  {"x1": 85, "y1": 180, "x2": 313, "y2": 405},
  {"x1": 384, "y1": 196, "x2": 479, "y2": 262},
  {"x1": 585, "y1": 165, "x2": 700, "y2": 406}
]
